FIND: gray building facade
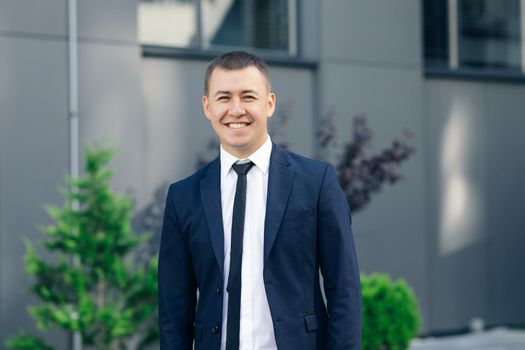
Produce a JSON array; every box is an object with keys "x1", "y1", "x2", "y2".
[{"x1": 1, "y1": 0, "x2": 524, "y2": 348}]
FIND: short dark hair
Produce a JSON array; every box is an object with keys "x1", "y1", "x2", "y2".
[{"x1": 204, "y1": 51, "x2": 271, "y2": 95}]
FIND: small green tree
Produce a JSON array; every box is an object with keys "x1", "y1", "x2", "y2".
[
  {"x1": 6, "y1": 147, "x2": 158, "y2": 350},
  {"x1": 362, "y1": 273, "x2": 421, "y2": 350}
]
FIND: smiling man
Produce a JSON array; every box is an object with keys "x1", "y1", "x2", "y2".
[
  {"x1": 203, "y1": 61, "x2": 274, "y2": 159},
  {"x1": 158, "y1": 51, "x2": 361, "y2": 350}
]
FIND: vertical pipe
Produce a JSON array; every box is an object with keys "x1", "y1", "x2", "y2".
[
  {"x1": 521, "y1": 0, "x2": 525, "y2": 72},
  {"x1": 448, "y1": 0, "x2": 459, "y2": 69},
  {"x1": 67, "y1": 0, "x2": 81, "y2": 349},
  {"x1": 68, "y1": 0, "x2": 79, "y2": 182}
]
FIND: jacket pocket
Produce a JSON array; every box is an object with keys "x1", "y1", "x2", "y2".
[
  {"x1": 282, "y1": 208, "x2": 314, "y2": 221},
  {"x1": 303, "y1": 311, "x2": 328, "y2": 332}
]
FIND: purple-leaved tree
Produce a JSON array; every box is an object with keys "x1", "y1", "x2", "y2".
[{"x1": 318, "y1": 110, "x2": 415, "y2": 212}]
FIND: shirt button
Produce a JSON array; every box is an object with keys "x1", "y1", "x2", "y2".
[
  {"x1": 212, "y1": 325, "x2": 220, "y2": 334},
  {"x1": 216, "y1": 288, "x2": 222, "y2": 295}
]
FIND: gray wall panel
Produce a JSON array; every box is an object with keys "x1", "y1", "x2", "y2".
[
  {"x1": 299, "y1": 0, "x2": 320, "y2": 60},
  {"x1": 424, "y1": 80, "x2": 491, "y2": 331},
  {"x1": 321, "y1": 0, "x2": 421, "y2": 66},
  {"x1": 78, "y1": 0, "x2": 138, "y2": 43},
  {"x1": 267, "y1": 66, "x2": 315, "y2": 157},
  {"x1": 141, "y1": 58, "x2": 213, "y2": 197},
  {"x1": 320, "y1": 62, "x2": 429, "y2": 330},
  {"x1": 485, "y1": 84, "x2": 525, "y2": 325},
  {"x1": 77, "y1": 42, "x2": 148, "y2": 208},
  {"x1": 0, "y1": 36, "x2": 69, "y2": 349},
  {"x1": 0, "y1": 0, "x2": 67, "y2": 36}
]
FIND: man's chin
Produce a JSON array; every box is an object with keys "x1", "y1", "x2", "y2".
[{"x1": 221, "y1": 142, "x2": 254, "y2": 158}]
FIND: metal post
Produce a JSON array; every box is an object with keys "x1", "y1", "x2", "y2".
[
  {"x1": 67, "y1": 0, "x2": 81, "y2": 349},
  {"x1": 521, "y1": 0, "x2": 525, "y2": 72}
]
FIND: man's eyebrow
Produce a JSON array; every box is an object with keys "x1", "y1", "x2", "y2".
[
  {"x1": 214, "y1": 90, "x2": 231, "y2": 97},
  {"x1": 213, "y1": 89, "x2": 260, "y2": 97}
]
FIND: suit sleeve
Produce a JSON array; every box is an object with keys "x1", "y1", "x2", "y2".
[
  {"x1": 318, "y1": 164, "x2": 362, "y2": 350},
  {"x1": 158, "y1": 184, "x2": 197, "y2": 350}
]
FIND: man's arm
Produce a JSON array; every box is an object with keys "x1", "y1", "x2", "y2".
[
  {"x1": 158, "y1": 184, "x2": 197, "y2": 350},
  {"x1": 318, "y1": 164, "x2": 362, "y2": 350}
]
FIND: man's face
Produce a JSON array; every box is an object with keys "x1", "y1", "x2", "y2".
[{"x1": 202, "y1": 66, "x2": 276, "y2": 158}]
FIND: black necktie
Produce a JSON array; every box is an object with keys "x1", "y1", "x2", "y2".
[{"x1": 226, "y1": 161, "x2": 255, "y2": 350}]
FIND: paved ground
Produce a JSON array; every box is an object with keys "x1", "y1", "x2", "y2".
[{"x1": 410, "y1": 328, "x2": 525, "y2": 350}]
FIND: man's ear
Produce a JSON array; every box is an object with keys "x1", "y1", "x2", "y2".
[
  {"x1": 267, "y1": 92, "x2": 276, "y2": 118},
  {"x1": 202, "y1": 95, "x2": 211, "y2": 121}
]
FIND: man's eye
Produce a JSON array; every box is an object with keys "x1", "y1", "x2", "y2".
[
  {"x1": 243, "y1": 95, "x2": 255, "y2": 100},
  {"x1": 217, "y1": 96, "x2": 229, "y2": 101}
]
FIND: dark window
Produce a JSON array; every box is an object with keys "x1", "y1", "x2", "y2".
[
  {"x1": 459, "y1": 0, "x2": 521, "y2": 70},
  {"x1": 139, "y1": 0, "x2": 296, "y2": 55},
  {"x1": 423, "y1": 0, "x2": 523, "y2": 73},
  {"x1": 424, "y1": 0, "x2": 449, "y2": 67}
]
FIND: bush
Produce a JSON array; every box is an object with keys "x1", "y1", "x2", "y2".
[
  {"x1": 5, "y1": 146, "x2": 158, "y2": 350},
  {"x1": 362, "y1": 273, "x2": 421, "y2": 350}
]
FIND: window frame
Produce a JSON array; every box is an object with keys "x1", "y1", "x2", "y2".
[
  {"x1": 140, "y1": 0, "x2": 313, "y2": 65},
  {"x1": 424, "y1": 0, "x2": 525, "y2": 82}
]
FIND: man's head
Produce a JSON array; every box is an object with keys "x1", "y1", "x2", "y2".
[
  {"x1": 204, "y1": 51, "x2": 271, "y2": 96},
  {"x1": 202, "y1": 51, "x2": 276, "y2": 159}
]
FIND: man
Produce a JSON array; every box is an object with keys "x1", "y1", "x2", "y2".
[{"x1": 158, "y1": 51, "x2": 361, "y2": 350}]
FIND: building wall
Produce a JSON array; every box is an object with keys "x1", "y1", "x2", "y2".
[
  {"x1": 0, "y1": 34, "x2": 70, "y2": 349},
  {"x1": 0, "y1": 1, "x2": 69, "y2": 347},
  {"x1": 424, "y1": 78, "x2": 525, "y2": 330},
  {"x1": 319, "y1": 0, "x2": 431, "y2": 331},
  {"x1": 0, "y1": 0, "x2": 143, "y2": 347}
]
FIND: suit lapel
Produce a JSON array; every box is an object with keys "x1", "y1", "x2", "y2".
[
  {"x1": 200, "y1": 157, "x2": 224, "y2": 273},
  {"x1": 264, "y1": 144, "x2": 294, "y2": 261}
]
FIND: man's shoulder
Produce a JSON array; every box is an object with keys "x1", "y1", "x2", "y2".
[
  {"x1": 275, "y1": 145, "x2": 331, "y2": 175},
  {"x1": 167, "y1": 157, "x2": 218, "y2": 194}
]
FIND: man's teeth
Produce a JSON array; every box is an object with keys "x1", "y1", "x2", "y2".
[{"x1": 229, "y1": 123, "x2": 246, "y2": 129}]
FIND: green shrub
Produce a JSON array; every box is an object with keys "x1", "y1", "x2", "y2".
[
  {"x1": 5, "y1": 146, "x2": 158, "y2": 350},
  {"x1": 362, "y1": 273, "x2": 421, "y2": 350}
]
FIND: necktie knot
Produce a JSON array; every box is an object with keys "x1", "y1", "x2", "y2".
[{"x1": 232, "y1": 161, "x2": 254, "y2": 175}]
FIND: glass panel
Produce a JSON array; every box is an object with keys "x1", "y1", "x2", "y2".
[
  {"x1": 459, "y1": 0, "x2": 521, "y2": 70},
  {"x1": 202, "y1": 0, "x2": 290, "y2": 52},
  {"x1": 138, "y1": 0, "x2": 198, "y2": 47},
  {"x1": 424, "y1": 0, "x2": 450, "y2": 67}
]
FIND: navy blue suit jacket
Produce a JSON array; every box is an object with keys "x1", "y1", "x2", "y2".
[{"x1": 158, "y1": 143, "x2": 361, "y2": 349}]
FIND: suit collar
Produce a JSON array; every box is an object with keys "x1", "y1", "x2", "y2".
[
  {"x1": 264, "y1": 143, "x2": 294, "y2": 261},
  {"x1": 200, "y1": 157, "x2": 225, "y2": 273},
  {"x1": 269, "y1": 141, "x2": 291, "y2": 166}
]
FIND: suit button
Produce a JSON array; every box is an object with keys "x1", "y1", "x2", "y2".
[
  {"x1": 212, "y1": 325, "x2": 220, "y2": 334},
  {"x1": 216, "y1": 288, "x2": 222, "y2": 295}
]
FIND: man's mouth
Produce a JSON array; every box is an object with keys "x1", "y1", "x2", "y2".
[{"x1": 225, "y1": 122, "x2": 250, "y2": 129}]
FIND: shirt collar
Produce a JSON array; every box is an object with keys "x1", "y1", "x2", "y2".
[{"x1": 220, "y1": 135, "x2": 272, "y2": 177}]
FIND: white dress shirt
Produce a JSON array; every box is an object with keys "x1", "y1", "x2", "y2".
[{"x1": 219, "y1": 135, "x2": 277, "y2": 350}]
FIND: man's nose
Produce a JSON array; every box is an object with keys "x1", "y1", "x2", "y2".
[{"x1": 229, "y1": 99, "x2": 245, "y2": 117}]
